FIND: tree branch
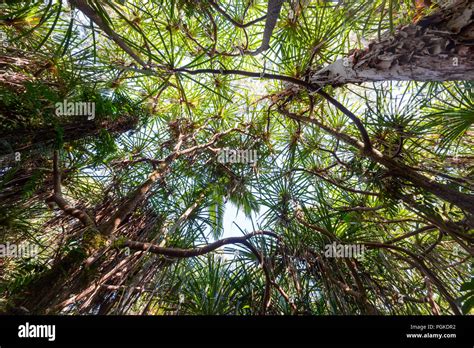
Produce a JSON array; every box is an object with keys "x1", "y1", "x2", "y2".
[
  {"x1": 363, "y1": 242, "x2": 462, "y2": 315},
  {"x1": 46, "y1": 150, "x2": 96, "y2": 228},
  {"x1": 123, "y1": 230, "x2": 278, "y2": 258},
  {"x1": 291, "y1": 167, "x2": 381, "y2": 197},
  {"x1": 248, "y1": 0, "x2": 285, "y2": 55},
  {"x1": 69, "y1": 0, "x2": 147, "y2": 67}
]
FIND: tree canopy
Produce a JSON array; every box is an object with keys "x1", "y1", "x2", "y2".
[{"x1": 0, "y1": 0, "x2": 473, "y2": 315}]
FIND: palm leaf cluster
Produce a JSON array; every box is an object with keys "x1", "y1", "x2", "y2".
[{"x1": 0, "y1": 0, "x2": 472, "y2": 315}]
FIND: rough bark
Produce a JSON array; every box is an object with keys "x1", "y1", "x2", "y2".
[
  {"x1": 0, "y1": 116, "x2": 138, "y2": 156},
  {"x1": 0, "y1": 116, "x2": 138, "y2": 206},
  {"x1": 310, "y1": 0, "x2": 474, "y2": 86}
]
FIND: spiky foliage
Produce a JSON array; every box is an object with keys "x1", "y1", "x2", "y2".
[{"x1": 0, "y1": 0, "x2": 472, "y2": 315}]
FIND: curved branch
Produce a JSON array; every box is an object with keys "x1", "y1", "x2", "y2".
[
  {"x1": 123, "y1": 230, "x2": 278, "y2": 258},
  {"x1": 291, "y1": 167, "x2": 381, "y2": 197},
  {"x1": 123, "y1": 230, "x2": 278, "y2": 314},
  {"x1": 385, "y1": 225, "x2": 437, "y2": 244},
  {"x1": 335, "y1": 205, "x2": 385, "y2": 212},
  {"x1": 363, "y1": 242, "x2": 462, "y2": 315},
  {"x1": 316, "y1": 90, "x2": 372, "y2": 152},
  {"x1": 240, "y1": 240, "x2": 272, "y2": 314},
  {"x1": 280, "y1": 108, "x2": 474, "y2": 216},
  {"x1": 46, "y1": 150, "x2": 96, "y2": 228},
  {"x1": 174, "y1": 67, "x2": 316, "y2": 90}
]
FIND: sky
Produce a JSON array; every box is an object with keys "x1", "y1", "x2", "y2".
[{"x1": 221, "y1": 201, "x2": 267, "y2": 239}]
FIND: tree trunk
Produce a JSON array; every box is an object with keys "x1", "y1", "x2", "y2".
[
  {"x1": 0, "y1": 116, "x2": 138, "y2": 206},
  {"x1": 310, "y1": 0, "x2": 474, "y2": 86},
  {"x1": 0, "y1": 115, "x2": 138, "y2": 156}
]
